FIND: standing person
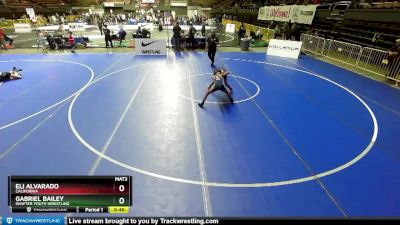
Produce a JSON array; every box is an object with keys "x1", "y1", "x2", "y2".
[
  {"x1": 198, "y1": 69, "x2": 234, "y2": 108},
  {"x1": 103, "y1": 25, "x2": 113, "y2": 48},
  {"x1": 172, "y1": 22, "x2": 182, "y2": 52},
  {"x1": 97, "y1": 18, "x2": 104, "y2": 35},
  {"x1": 201, "y1": 24, "x2": 206, "y2": 37},
  {"x1": 206, "y1": 31, "x2": 219, "y2": 67},
  {"x1": 282, "y1": 22, "x2": 290, "y2": 40},
  {"x1": 188, "y1": 24, "x2": 196, "y2": 49},
  {"x1": 386, "y1": 38, "x2": 400, "y2": 78},
  {"x1": 118, "y1": 27, "x2": 127, "y2": 46},
  {"x1": 238, "y1": 22, "x2": 246, "y2": 46},
  {"x1": 290, "y1": 22, "x2": 298, "y2": 41},
  {"x1": 38, "y1": 30, "x2": 48, "y2": 52},
  {"x1": 158, "y1": 22, "x2": 163, "y2": 32},
  {"x1": 68, "y1": 31, "x2": 76, "y2": 53},
  {"x1": 0, "y1": 27, "x2": 7, "y2": 51},
  {"x1": 256, "y1": 28, "x2": 263, "y2": 40}
]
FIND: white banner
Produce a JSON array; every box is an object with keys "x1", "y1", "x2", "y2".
[
  {"x1": 137, "y1": 23, "x2": 153, "y2": 31},
  {"x1": 104, "y1": 2, "x2": 114, "y2": 7},
  {"x1": 267, "y1": 39, "x2": 302, "y2": 59},
  {"x1": 225, "y1": 24, "x2": 235, "y2": 33},
  {"x1": 290, "y1": 5, "x2": 317, "y2": 25},
  {"x1": 257, "y1": 7, "x2": 267, "y2": 20},
  {"x1": 258, "y1": 5, "x2": 317, "y2": 25},
  {"x1": 270, "y1": 5, "x2": 292, "y2": 22},
  {"x1": 14, "y1": 23, "x2": 32, "y2": 33},
  {"x1": 26, "y1": 8, "x2": 36, "y2": 21},
  {"x1": 135, "y1": 39, "x2": 167, "y2": 55},
  {"x1": 68, "y1": 23, "x2": 86, "y2": 31}
]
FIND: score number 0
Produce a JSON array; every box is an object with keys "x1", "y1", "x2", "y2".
[{"x1": 118, "y1": 184, "x2": 125, "y2": 205}]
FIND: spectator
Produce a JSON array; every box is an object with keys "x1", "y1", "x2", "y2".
[
  {"x1": 141, "y1": 28, "x2": 150, "y2": 38},
  {"x1": 250, "y1": 30, "x2": 257, "y2": 40},
  {"x1": 118, "y1": 27, "x2": 127, "y2": 45},
  {"x1": 158, "y1": 23, "x2": 163, "y2": 32},
  {"x1": 386, "y1": 38, "x2": 400, "y2": 78},
  {"x1": 290, "y1": 22, "x2": 299, "y2": 40},
  {"x1": 172, "y1": 22, "x2": 182, "y2": 52},
  {"x1": 282, "y1": 22, "x2": 291, "y2": 40},
  {"x1": 188, "y1": 24, "x2": 197, "y2": 49},
  {"x1": 201, "y1": 24, "x2": 206, "y2": 37},
  {"x1": 37, "y1": 30, "x2": 48, "y2": 52},
  {"x1": 238, "y1": 22, "x2": 246, "y2": 46},
  {"x1": 0, "y1": 27, "x2": 7, "y2": 51},
  {"x1": 256, "y1": 28, "x2": 263, "y2": 40},
  {"x1": 268, "y1": 21, "x2": 276, "y2": 29},
  {"x1": 97, "y1": 18, "x2": 104, "y2": 35},
  {"x1": 103, "y1": 25, "x2": 113, "y2": 48},
  {"x1": 136, "y1": 26, "x2": 142, "y2": 38},
  {"x1": 69, "y1": 31, "x2": 76, "y2": 53},
  {"x1": 4, "y1": 34, "x2": 13, "y2": 47}
]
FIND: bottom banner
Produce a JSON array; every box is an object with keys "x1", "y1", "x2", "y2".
[
  {"x1": 0, "y1": 217, "x2": 398, "y2": 225},
  {"x1": 67, "y1": 217, "x2": 219, "y2": 225},
  {"x1": 65, "y1": 217, "x2": 400, "y2": 225}
]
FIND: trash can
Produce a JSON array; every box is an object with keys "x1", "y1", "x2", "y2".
[{"x1": 240, "y1": 38, "x2": 251, "y2": 51}]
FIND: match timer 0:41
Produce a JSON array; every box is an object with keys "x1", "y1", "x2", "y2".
[{"x1": 8, "y1": 176, "x2": 132, "y2": 213}]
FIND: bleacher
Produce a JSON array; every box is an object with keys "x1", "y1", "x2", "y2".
[
  {"x1": 216, "y1": 0, "x2": 400, "y2": 49},
  {"x1": 313, "y1": 21, "x2": 399, "y2": 49},
  {"x1": 4, "y1": 0, "x2": 72, "y2": 8},
  {"x1": 5, "y1": 0, "x2": 34, "y2": 8},
  {"x1": 312, "y1": 3, "x2": 400, "y2": 49},
  {"x1": 36, "y1": 0, "x2": 70, "y2": 8}
]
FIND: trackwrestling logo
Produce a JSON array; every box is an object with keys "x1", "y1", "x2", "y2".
[{"x1": 3, "y1": 217, "x2": 64, "y2": 225}]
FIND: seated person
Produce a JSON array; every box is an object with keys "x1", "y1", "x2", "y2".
[
  {"x1": 0, "y1": 67, "x2": 23, "y2": 82},
  {"x1": 136, "y1": 27, "x2": 142, "y2": 38},
  {"x1": 256, "y1": 28, "x2": 263, "y2": 40},
  {"x1": 141, "y1": 28, "x2": 150, "y2": 38},
  {"x1": 4, "y1": 35, "x2": 13, "y2": 47},
  {"x1": 249, "y1": 30, "x2": 257, "y2": 41},
  {"x1": 111, "y1": 31, "x2": 118, "y2": 41}
]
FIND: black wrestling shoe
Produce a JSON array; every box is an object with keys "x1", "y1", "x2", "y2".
[
  {"x1": 198, "y1": 102, "x2": 204, "y2": 108},
  {"x1": 230, "y1": 98, "x2": 234, "y2": 104}
]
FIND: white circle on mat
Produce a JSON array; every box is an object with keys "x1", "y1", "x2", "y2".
[{"x1": 68, "y1": 58, "x2": 378, "y2": 188}]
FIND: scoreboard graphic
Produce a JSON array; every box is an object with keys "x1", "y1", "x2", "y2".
[{"x1": 8, "y1": 176, "x2": 132, "y2": 213}]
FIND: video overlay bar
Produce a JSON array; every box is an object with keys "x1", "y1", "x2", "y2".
[{"x1": 8, "y1": 176, "x2": 132, "y2": 213}]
